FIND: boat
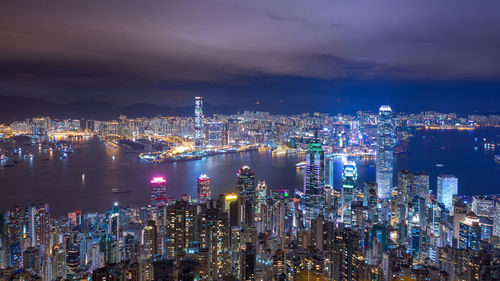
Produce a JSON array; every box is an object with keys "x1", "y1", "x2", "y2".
[
  {"x1": 295, "y1": 161, "x2": 307, "y2": 168},
  {"x1": 495, "y1": 155, "x2": 500, "y2": 163},
  {"x1": 436, "y1": 163, "x2": 444, "y2": 167},
  {"x1": 0, "y1": 154, "x2": 8, "y2": 161}
]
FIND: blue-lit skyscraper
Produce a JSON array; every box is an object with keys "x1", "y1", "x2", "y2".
[
  {"x1": 459, "y1": 212, "x2": 481, "y2": 250},
  {"x1": 303, "y1": 141, "x2": 325, "y2": 228},
  {"x1": 437, "y1": 175, "x2": 458, "y2": 212},
  {"x1": 376, "y1": 105, "x2": 394, "y2": 200},
  {"x1": 341, "y1": 160, "x2": 357, "y2": 226}
]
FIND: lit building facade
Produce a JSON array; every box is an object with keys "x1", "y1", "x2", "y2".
[
  {"x1": 376, "y1": 105, "x2": 394, "y2": 200},
  {"x1": 341, "y1": 160, "x2": 357, "y2": 226},
  {"x1": 437, "y1": 175, "x2": 458, "y2": 212},
  {"x1": 197, "y1": 174, "x2": 212, "y2": 204},
  {"x1": 150, "y1": 177, "x2": 167, "y2": 210},
  {"x1": 206, "y1": 121, "x2": 223, "y2": 147},
  {"x1": 236, "y1": 166, "x2": 256, "y2": 202},
  {"x1": 303, "y1": 141, "x2": 325, "y2": 228},
  {"x1": 194, "y1": 97, "x2": 204, "y2": 147}
]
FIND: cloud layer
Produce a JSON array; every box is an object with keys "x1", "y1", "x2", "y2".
[{"x1": 1, "y1": 0, "x2": 500, "y2": 105}]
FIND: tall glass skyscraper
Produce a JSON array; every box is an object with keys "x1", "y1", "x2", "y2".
[
  {"x1": 341, "y1": 160, "x2": 357, "y2": 226},
  {"x1": 194, "y1": 96, "x2": 204, "y2": 148},
  {"x1": 376, "y1": 105, "x2": 394, "y2": 200},
  {"x1": 236, "y1": 165, "x2": 256, "y2": 202},
  {"x1": 303, "y1": 141, "x2": 325, "y2": 227},
  {"x1": 437, "y1": 175, "x2": 458, "y2": 212}
]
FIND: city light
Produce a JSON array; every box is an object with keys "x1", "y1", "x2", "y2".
[{"x1": 150, "y1": 177, "x2": 166, "y2": 184}]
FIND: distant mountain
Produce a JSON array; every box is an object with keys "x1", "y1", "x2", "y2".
[{"x1": 0, "y1": 95, "x2": 237, "y2": 123}]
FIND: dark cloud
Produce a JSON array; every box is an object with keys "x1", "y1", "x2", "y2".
[{"x1": 0, "y1": 0, "x2": 499, "y2": 108}]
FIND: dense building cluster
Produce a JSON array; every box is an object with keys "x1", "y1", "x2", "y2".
[
  {"x1": 1, "y1": 100, "x2": 499, "y2": 280},
  {"x1": 1, "y1": 164, "x2": 500, "y2": 280}
]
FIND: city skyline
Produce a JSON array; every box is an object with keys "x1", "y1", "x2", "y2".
[{"x1": 1, "y1": 1, "x2": 500, "y2": 280}]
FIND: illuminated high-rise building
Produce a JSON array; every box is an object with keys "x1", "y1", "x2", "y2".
[
  {"x1": 437, "y1": 175, "x2": 458, "y2": 212},
  {"x1": 303, "y1": 141, "x2": 325, "y2": 228},
  {"x1": 108, "y1": 213, "x2": 120, "y2": 240},
  {"x1": 376, "y1": 105, "x2": 394, "y2": 200},
  {"x1": 194, "y1": 97, "x2": 204, "y2": 147},
  {"x1": 221, "y1": 122, "x2": 229, "y2": 146},
  {"x1": 397, "y1": 170, "x2": 413, "y2": 205},
  {"x1": 197, "y1": 206, "x2": 231, "y2": 279},
  {"x1": 459, "y1": 212, "x2": 481, "y2": 250},
  {"x1": 27, "y1": 204, "x2": 50, "y2": 249},
  {"x1": 165, "y1": 201, "x2": 196, "y2": 261},
  {"x1": 51, "y1": 245, "x2": 66, "y2": 279},
  {"x1": 271, "y1": 249, "x2": 285, "y2": 281},
  {"x1": 363, "y1": 182, "x2": 378, "y2": 223},
  {"x1": 236, "y1": 166, "x2": 256, "y2": 202},
  {"x1": 150, "y1": 177, "x2": 167, "y2": 209},
  {"x1": 206, "y1": 121, "x2": 223, "y2": 147},
  {"x1": 197, "y1": 174, "x2": 212, "y2": 204},
  {"x1": 143, "y1": 225, "x2": 156, "y2": 260},
  {"x1": 341, "y1": 160, "x2": 357, "y2": 226},
  {"x1": 413, "y1": 172, "x2": 430, "y2": 199},
  {"x1": 254, "y1": 181, "x2": 267, "y2": 223},
  {"x1": 327, "y1": 157, "x2": 335, "y2": 187},
  {"x1": 398, "y1": 170, "x2": 429, "y2": 202}
]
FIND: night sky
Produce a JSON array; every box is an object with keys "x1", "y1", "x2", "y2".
[{"x1": 1, "y1": 1, "x2": 499, "y2": 113}]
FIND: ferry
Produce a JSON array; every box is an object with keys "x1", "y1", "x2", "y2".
[{"x1": 295, "y1": 161, "x2": 307, "y2": 168}]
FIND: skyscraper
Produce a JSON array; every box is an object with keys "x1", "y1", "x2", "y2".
[
  {"x1": 194, "y1": 96, "x2": 204, "y2": 148},
  {"x1": 397, "y1": 170, "x2": 413, "y2": 205},
  {"x1": 413, "y1": 172, "x2": 430, "y2": 199},
  {"x1": 150, "y1": 177, "x2": 167, "y2": 209},
  {"x1": 206, "y1": 121, "x2": 223, "y2": 147},
  {"x1": 108, "y1": 212, "x2": 119, "y2": 240},
  {"x1": 341, "y1": 160, "x2": 357, "y2": 226},
  {"x1": 437, "y1": 175, "x2": 458, "y2": 212},
  {"x1": 459, "y1": 212, "x2": 481, "y2": 250},
  {"x1": 236, "y1": 166, "x2": 256, "y2": 202},
  {"x1": 165, "y1": 201, "x2": 196, "y2": 261},
  {"x1": 197, "y1": 174, "x2": 212, "y2": 204},
  {"x1": 303, "y1": 141, "x2": 325, "y2": 227},
  {"x1": 254, "y1": 181, "x2": 267, "y2": 231},
  {"x1": 376, "y1": 105, "x2": 394, "y2": 200}
]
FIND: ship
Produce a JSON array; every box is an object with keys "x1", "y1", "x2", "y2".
[{"x1": 296, "y1": 161, "x2": 306, "y2": 168}]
